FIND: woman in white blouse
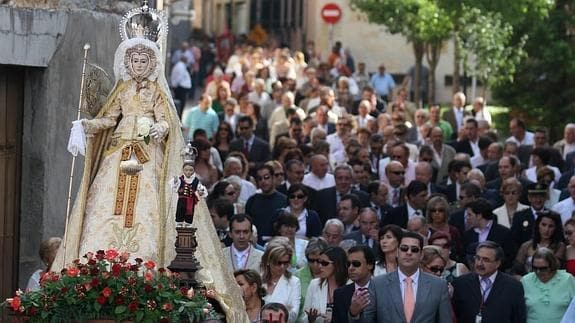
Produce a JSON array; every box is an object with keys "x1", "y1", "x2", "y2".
[
  {"x1": 302, "y1": 246, "x2": 348, "y2": 323},
  {"x1": 261, "y1": 237, "x2": 301, "y2": 323},
  {"x1": 493, "y1": 177, "x2": 529, "y2": 228}
]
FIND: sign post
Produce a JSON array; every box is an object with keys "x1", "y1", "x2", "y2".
[{"x1": 321, "y1": 3, "x2": 342, "y2": 49}]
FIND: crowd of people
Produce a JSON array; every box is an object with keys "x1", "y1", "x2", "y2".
[{"x1": 167, "y1": 39, "x2": 575, "y2": 323}]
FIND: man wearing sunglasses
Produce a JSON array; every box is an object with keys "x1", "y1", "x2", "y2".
[
  {"x1": 245, "y1": 165, "x2": 288, "y2": 245},
  {"x1": 353, "y1": 231, "x2": 451, "y2": 322},
  {"x1": 333, "y1": 245, "x2": 375, "y2": 323}
]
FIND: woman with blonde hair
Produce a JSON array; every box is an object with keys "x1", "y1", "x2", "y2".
[
  {"x1": 420, "y1": 245, "x2": 448, "y2": 278},
  {"x1": 260, "y1": 237, "x2": 301, "y2": 323},
  {"x1": 425, "y1": 195, "x2": 463, "y2": 259},
  {"x1": 234, "y1": 269, "x2": 267, "y2": 323}
]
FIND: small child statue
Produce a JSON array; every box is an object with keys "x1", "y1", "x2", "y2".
[{"x1": 173, "y1": 143, "x2": 207, "y2": 228}]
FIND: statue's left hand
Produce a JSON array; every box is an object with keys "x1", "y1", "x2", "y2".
[{"x1": 149, "y1": 121, "x2": 168, "y2": 141}]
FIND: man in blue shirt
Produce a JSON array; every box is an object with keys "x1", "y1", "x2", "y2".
[
  {"x1": 183, "y1": 93, "x2": 219, "y2": 140},
  {"x1": 370, "y1": 64, "x2": 396, "y2": 102}
]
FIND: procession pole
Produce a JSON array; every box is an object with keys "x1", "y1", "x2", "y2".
[{"x1": 63, "y1": 43, "x2": 91, "y2": 259}]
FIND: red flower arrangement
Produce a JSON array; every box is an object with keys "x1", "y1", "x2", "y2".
[{"x1": 2, "y1": 249, "x2": 217, "y2": 322}]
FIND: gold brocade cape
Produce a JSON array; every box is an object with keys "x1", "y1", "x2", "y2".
[{"x1": 52, "y1": 80, "x2": 249, "y2": 323}]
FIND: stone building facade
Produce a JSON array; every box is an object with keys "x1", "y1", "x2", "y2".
[{"x1": 0, "y1": 1, "x2": 135, "y2": 306}]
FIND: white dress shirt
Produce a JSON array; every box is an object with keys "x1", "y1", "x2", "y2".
[
  {"x1": 398, "y1": 268, "x2": 420, "y2": 302},
  {"x1": 552, "y1": 197, "x2": 575, "y2": 225},
  {"x1": 478, "y1": 271, "x2": 498, "y2": 300}
]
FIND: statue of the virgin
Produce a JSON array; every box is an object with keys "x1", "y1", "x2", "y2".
[{"x1": 52, "y1": 3, "x2": 248, "y2": 321}]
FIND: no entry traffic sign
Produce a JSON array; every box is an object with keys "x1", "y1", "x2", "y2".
[{"x1": 321, "y1": 3, "x2": 342, "y2": 24}]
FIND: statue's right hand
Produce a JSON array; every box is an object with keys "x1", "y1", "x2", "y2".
[{"x1": 81, "y1": 119, "x2": 98, "y2": 135}]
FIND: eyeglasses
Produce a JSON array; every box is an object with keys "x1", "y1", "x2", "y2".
[
  {"x1": 307, "y1": 258, "x2": 321, "y2": 264},
  {"x1": 289, "y1": 194, "x2": 306, "y2": 200},
  {"x1": 274, "y1": 260, "x2": 291, "y2": 267},
  {"x1": 391, "y1": 171, "x2": 405, "y2": 176},
  {"x1": 427, "y1": 266, "x2": 445, "y2": 274},
  {"x1": 474, "y1": 255, "x2": 495, "y2": 263},
  {"x1": 429, "y1": 208, "x2": 445, "y2": 213},
  {"x1": 274, "y1": 173, "x2": 284, "y2": 178},
  {"x1": 319, "y1": 260, "x2": 334, "y2": 267},
  {"x1": 532, "y1": 265, "x2": 550, "y2": 273},
  {"x1": 256, "y1": 174, "x2": 271, "y2": 181},
  {"x1": 347, "y1": 260, "x2": 362, "y2": 268},
  {"x1": 399, "y1": 245, "x2": 421, "y2": 254}
]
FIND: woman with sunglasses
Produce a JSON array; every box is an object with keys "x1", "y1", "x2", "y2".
[
  {"x1": 302, "y1": 246, "x2": 348, "y2": 323},
  {"x1": 234, "y1": 269, "x2": 267, "y2": 323},
  {"x1": 213, "y1": 121, "x2": 234, "y2": 162},
  {"x1": 521, "y1": 247, "x2": 575, "y2": 323},
  {"x1": 428, "y1": 231, "x2": 469, "y2": 283},
  {"x1": 374, "y1": 224, "x2": 402, "y2": 276},
  {"x1": 425, "y1": 196, "x2": 464, "y2": 261},
  {"x1": 273, "y1": 212, "x2": 309, "y2": 270},
  {"x1": 279, "y1": 184, "x2": 322, "y2": 239},
  {"x1": 493, "y1": 177, "x2": 529, "y2": 228},
  {"x1": 420, "y1": 245, "x2": 448, "y2": 278},
  {"x1": 260, "y1": 237, "x2": 301, "y2": 323},
  {"x1": 513, "y1": 210, "x2": 566, "y2": 276},
  {"x1": 295, "y1": 238, "x2": 329, "y2": 311},
  {"x1": 564, "y1": 218, "x2": 575, "y2": 276}
]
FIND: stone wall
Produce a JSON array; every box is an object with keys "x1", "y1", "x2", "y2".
[{"x1": 0, "y1": 5, "x2": 122, "y2": 287}]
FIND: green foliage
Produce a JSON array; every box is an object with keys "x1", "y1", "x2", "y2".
[
  {"x1": 492, "y1": 0, "x2": 575, "y2": 140},
  {"x1": 456, "y1": 6, "x2": 528, "y2": 88}
]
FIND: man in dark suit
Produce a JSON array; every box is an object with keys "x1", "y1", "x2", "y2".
[
  {"x1": 344, "y1": 208, "x2": 381, "y2": 258},
  {"x1": 315, "y1": 164, "x2": 370, "y2": 224},
  {"x1": 442, "y1": 92, "x2": 470, "y2": 140},
  {"x1": 449, "y1": 182, "x2": 483, "y2": 238},
  {"x1": 444, "y1": 160, "x2": 472, "y2": 204},
  {"x1": 510, "y1": 183, "x2": 549, "y2": 247},
  {"x1": 333, "y1": 245, "x2": 375, "y2": 323},
  {"x1": 414, "y1": 161, "x2": 446, "y2": 196},
  {"x1": 367, "y1": 181, "x2": 393, "y2": 221},
  {"x1": 352, "y1": 231, "x2": 452, "y2": 323},
  {"x1": 369, "y1": 134, "x2": 386, "y2": 178},
  {"x1": 485, "y1": 156, "x2": 533, "y2": 205},
  {"x1": 452, "y1": 241, "x2": 526, "y2": 323},
  {"x1": 462, "y1": 198, "x2": 516, "y2": 270},
  {"x1": 454, "y1": 118, "x2": 480, "y2": 157},
  {"x1": 382, "y1": 180, "x2": 428, "y2": 229},
  {"x1": 229, "y1": 115, "x2": 271, "y2": 177}
]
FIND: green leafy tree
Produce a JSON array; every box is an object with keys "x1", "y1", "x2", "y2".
[
  {"x1": 350, "y1": 0, "x2": 451, "y2": 104},
  {"x1": 493, "y1": 0, "x2": 575, "y2": 140},
  {"x1": 437, "y1": 0, "x2": 551, "y2": 92},
  {"x1": 456, "y1": 6, "x2": 528, "y2": 94}
]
